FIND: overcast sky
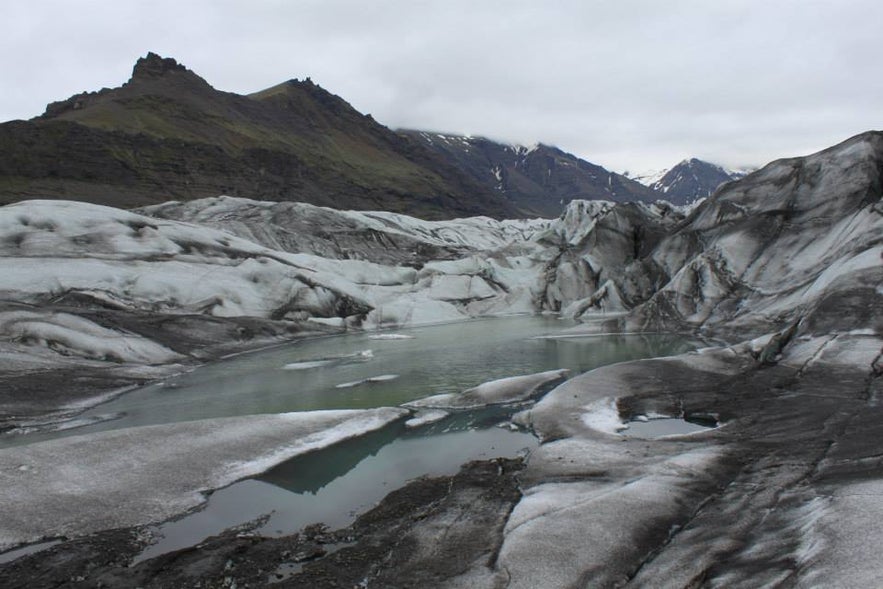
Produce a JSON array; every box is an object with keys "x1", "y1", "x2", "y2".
[{"x1": 4, "y1": 0, "x2": 882, "y2": 172}]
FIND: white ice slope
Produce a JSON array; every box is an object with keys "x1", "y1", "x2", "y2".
[{"x1": 0, "y1": 408, "x2": 408, "y2": 551}]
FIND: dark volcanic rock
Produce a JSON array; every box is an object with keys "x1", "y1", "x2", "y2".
[{"x1": 130, "y1": 52, "x2": 189, "y2": 79}]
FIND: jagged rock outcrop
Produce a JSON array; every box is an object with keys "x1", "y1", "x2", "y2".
[{"x1": 648, "y1": 158, "x2": 745, "y2": 203}]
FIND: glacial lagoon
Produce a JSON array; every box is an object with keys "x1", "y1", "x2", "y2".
[
  {"x1": 5, "y1": 316, "x2": 700, "y2": 443},
  {"x1": 4, "y1": 316, "x2": 702, "y2": 560}
]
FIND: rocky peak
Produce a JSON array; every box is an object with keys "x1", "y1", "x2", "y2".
[
  {"x1": 649, "y1": 158, "x2": 738, "y2": 204},
  {"x1": 125, "y1": 52, "x2": 213, "y2": 93},
  {"x1": 131, "y1": 52, "x2": 189, "y2": 79},
  {"x1": 39, "y1": 53, "x2": 211, "y2": 119}
]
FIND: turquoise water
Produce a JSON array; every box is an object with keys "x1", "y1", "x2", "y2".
[
  {"x1": 3, "y1": 316, "x2": 699, "y2": 446},
  {"x1": 2, "y1": 316, "x2": 701, "y2": 562},
  {"x1": 123, "y1": 317, "x2": 699, "y2": 560},
  {"x1": 137, "y1": 407, "x2": 536, "y2": 561}
]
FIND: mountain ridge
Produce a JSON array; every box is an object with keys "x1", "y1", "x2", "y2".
[
  {"x1": 398, "y1": 130, "x2": 663, "y2": 217},
  {"x1": 0, "y1": 53, "x2": 518, "y2": 220},
  {"x1": 626, "y1": 157, "x2": 754, "y2": 204}
]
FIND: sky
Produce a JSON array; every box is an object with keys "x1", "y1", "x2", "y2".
[{"x1": 3, "y1": 0, "x2": 883, "y2": 173}]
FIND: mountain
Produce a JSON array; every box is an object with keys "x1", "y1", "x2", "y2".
[
  {"x1": 399, "y1": 131, "x2": 663, "y2": 217},
  {"x1": 626, "y1": 158, "x2": 752, "y2": 204},
  {"x1": 0, "y1": 53, "x2": 517, "y2": 220}
]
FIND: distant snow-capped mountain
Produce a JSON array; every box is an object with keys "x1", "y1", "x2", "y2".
[
  {"x1": 399, "y1": 131, "x2": 663, "y2": 217},
  {"x1": 625, "y1": 159, "x2": 754, "y2": 205}
]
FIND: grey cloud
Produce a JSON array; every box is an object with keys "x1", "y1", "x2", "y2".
[{"x1": 3, "y1": 0, "x2": 882, "y2": 172}]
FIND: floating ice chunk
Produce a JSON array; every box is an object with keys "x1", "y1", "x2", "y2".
[
  {"x1": 367, "y1": 333, "x2": 415, "y2": 340},
  {"x1": 335, "y1": 374, "x2": 400, "y2": 389},
  {"x1": 366, "y1": 374, "x2": 398, "y2": 382},
  {"x1": 281, "y1": 360, "x2": 333, "y2": 370},
  {"x1": 281, "y1": 349, "x2": 373, "y2": 370},
  {"x1": 408, "y1": 369, "x2": 569, "y2": 409},
  {"x1": 405, "y1": 410, "x2": 450, "y2": 428}
]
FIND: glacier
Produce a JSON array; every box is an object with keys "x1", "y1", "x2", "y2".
[{"x1": 1, "y1": 130, "x2": 882, "y2": 586}]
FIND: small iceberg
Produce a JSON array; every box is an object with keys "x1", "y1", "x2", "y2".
[
  {"x1": 282, "y1": 349, "x2": 373, "y2": 370},
  {"x1": 408, "y1": 369, "x2": 569, "y2": 409},
  {"x1": 281, "y1": 359, "x2": 334, "y2": 370},
  {"x1": 335, "y1": 374, "x2": 400, "y2": 389},
  {"x1": 405, "y1": 409, "x2": 450, "y2": 428}
]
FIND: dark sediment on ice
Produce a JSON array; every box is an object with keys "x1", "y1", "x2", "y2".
[{"x1": 0, "y1": 458, "x2": 523, "y2": 588}]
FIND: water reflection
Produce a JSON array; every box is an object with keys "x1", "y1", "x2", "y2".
[
  {"x1": 260, "y1": 421, "x2": 406, "y2": 494},
  {"x1": 623, "y1": 417, "x2": 715, "y2": 438},
  {"x1": 138, "y1": 410, "x2": 536, "y2": 562}
]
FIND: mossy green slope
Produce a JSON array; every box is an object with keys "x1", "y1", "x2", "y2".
[{"x1": 0, "y1": 53, "x2": 515, "y2": 220}]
